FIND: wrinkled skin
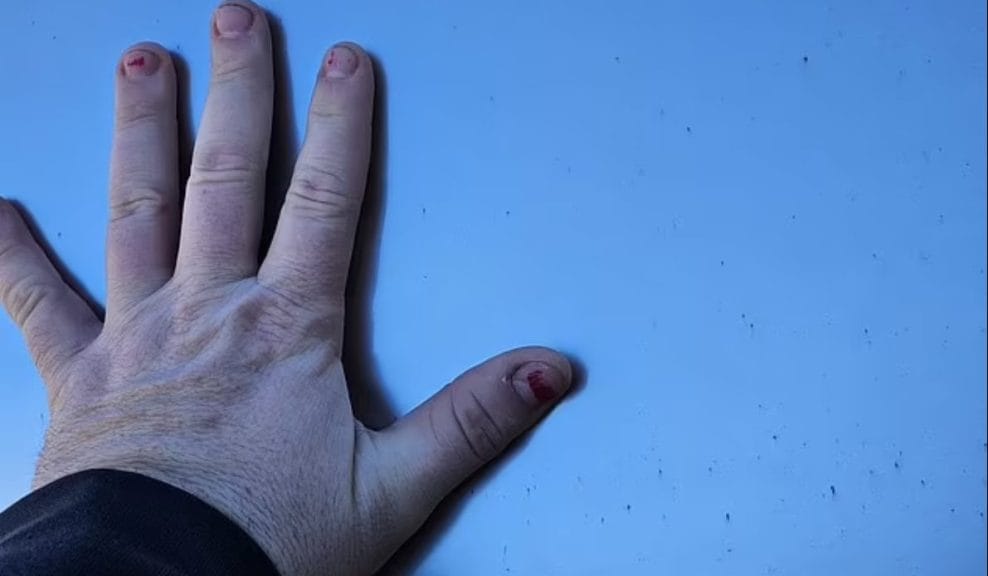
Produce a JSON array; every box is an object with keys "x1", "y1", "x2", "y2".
[{"x1": 0, "y1": 2, "x2": 572, "y2": 575}]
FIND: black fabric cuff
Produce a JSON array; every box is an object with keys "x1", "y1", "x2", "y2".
[{"x1": 0, "y1": 469, "x2": 279, "y2": 576}]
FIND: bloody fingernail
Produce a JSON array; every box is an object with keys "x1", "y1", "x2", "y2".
[
  {"x1": 326, "y1": 45, "x2": 359, "y2": 78},
  {"x1": 511, "y1": 362, "x2": 568, "y2": 406},
  {"x1": 123, "y1": 49, "x2": 160, "y2": 77},
  {"x1": 215, "y1": 3, "x2": 254, "y2": 38}
]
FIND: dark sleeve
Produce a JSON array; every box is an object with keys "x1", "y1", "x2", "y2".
[{"x1": 0, "y1": 469, "x2": 279, "y2": 576}]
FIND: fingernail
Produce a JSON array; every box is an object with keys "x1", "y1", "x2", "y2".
[
  {"x1": 511, "y1": 362, "x2": 568, "y2": 406},
  {"x1": 326, "y1": 45, "x2": 359, "y2": 78},
  {"x1": 123, "y1": 49, "x2": 160, "y2": 77},
  {"x1": 215, "y1": 3, "x2": 254, "y2": 38}
]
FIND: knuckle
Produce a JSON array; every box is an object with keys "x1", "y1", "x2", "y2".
[
  {"x1": 256, "y1": 279, "x2": 307, "y2": 313},
  {"x1": 309, "y1": 104, "x2": 347, "y2": 123},
  {"x1": 288, "y1": 163, "x2": 355, "y2": 221},
  {"x1": 449, "y1": 389, "x2": 505, "y2": 463},
  {"x1": 189, "y1": 146, "x2": 261, "y2": 189},
  {"x1": 1, "y1": 273, "x2": 58, "y2": 328},
  {"x1": 192, "y1": 144, "x2": 256, "y2": 174},
  {"x1": 109, "y1": 186, "x2": 174, "y2": 223},
  {"x1": 211, "y1": 57, "x2": 273, "y2": 90},
  {"x1": 254, "y1": 282, "x2": 336, "y2": 338},
  {"x1": 115, "y1": 99, "x2": 166, "y2": 130},
  {"x1": 257, "y1": 271, "x2": 343, "y2": 326}
]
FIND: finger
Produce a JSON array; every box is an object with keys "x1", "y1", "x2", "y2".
[
  {"x1": 370, "y1": 347, "x2": 573, "y2": 520},
  {"x1": 176, "y1": 1, "x2": 272, "y2": 280},
  {"x1": 258, "y1": 43, "x2": 374, "y2": 316},
  {"x1": 107, "y1": 43, "x2": 179, "y2": 311},
  {"x1": 0, "y1": 200, "x2": 101, "y2": 383}
]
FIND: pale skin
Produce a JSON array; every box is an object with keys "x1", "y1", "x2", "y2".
[{"x1": 0, "y1": 2, "x2": 572, "y2": 575}]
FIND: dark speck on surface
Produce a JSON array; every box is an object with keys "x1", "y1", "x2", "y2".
[
  {"x1": 725, "y1": 512, "x2": 731, "y2": 522},
  {"x1": 802, "y1": 55, "x2": 809, "y2": 63},
  {"x1": 613, "y1": 55, "x2": 621, "y2": 63},
  {"x1": 686, "y1": 125, "x2": 692, "y2": 133},
  {"x1": 626, "y1": 504, "x2": 632, "y2": 512},
  {"x1": 504, "y1": 210, "x2": 511, "y2": 216},
  {"x1": 894, "y1": 460, "x2": 901, "y2": 469},
  {"x1": 772, "y1": 434, "x2": 778, "y2": 441},
  {"x1": 920, "y1": 479, "x2": 926, "y2": 487},
  {"x1": 830, "y1": 485, "x2": 837, "y2": 497}
]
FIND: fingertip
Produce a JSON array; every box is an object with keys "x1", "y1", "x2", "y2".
[
  {"x1": 213, "y1": 1, "x2": 266, "y2": 39},
  {"x1": 510, "y1": 360, "x2": 571, "y2": 407},
  {"x1": 118, "y1": 42, "x2": 174, "y2": 79},
  {"x1": 501, "y1": 345, "x2": 573, "y2": 385},
  {"x1": 322, "y1": 42, "x2": 374, "y2": 81},
  {"x1": 329, "y1": 41, "x2": 370, "y2": 62}
]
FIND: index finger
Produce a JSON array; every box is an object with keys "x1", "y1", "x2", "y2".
[{"x1": 257, "y1": 43, "x2": 374, "y2": 331}]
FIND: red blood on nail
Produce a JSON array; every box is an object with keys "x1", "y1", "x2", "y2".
[
  {"x1": 126, "y1": 56, "x2": 145, "y2": 67},
  {"x1": 527, "y1": 370, "x2": 556, "y2": 402}
]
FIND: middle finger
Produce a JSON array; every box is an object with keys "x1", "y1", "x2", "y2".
[{"x1": 176, "y1": 1, "x2": 273, "y2": 280}]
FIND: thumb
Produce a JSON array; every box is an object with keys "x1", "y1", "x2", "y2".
[{"x1": 372, "y1": 346, "x2": 572, "y2": 517}]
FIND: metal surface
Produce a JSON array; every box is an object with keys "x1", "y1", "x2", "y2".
[{"x1": 1, "y1": 1, "x2": 985, "y2": 573}]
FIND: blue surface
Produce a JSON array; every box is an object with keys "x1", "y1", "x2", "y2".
[{"x1": 1, "y1": 1, "x2": 986, "y2": 574}]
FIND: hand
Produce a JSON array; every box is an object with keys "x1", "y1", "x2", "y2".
[{"x1": 0, "y1": 2, "x2": 572, "y2": 575}]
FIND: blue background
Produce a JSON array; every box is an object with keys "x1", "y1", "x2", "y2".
[{"x1": 1, "y1": 1, "x2": 985, "y2": 574}]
